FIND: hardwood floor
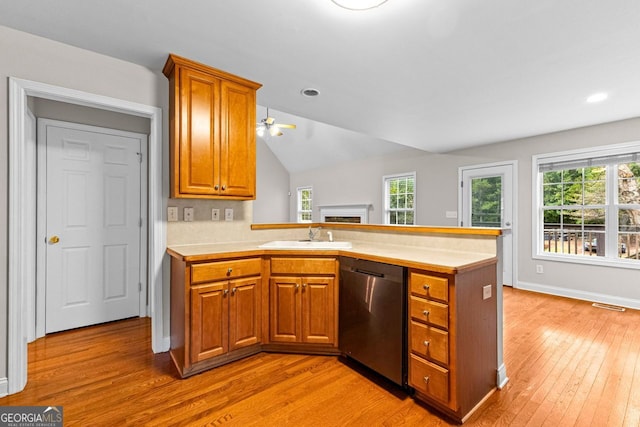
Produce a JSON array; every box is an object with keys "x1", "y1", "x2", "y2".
[{"x1": 1, "y1": 288, "x2": 639, "y2": 426}]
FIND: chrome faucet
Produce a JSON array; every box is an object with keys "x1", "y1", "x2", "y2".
[{"x1": 308, "y1": 226, "x2": 321, "y2": 241}]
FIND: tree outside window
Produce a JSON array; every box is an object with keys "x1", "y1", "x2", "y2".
[{"x1": 384, "y1": 173, "x2": 415, "y2": 225}]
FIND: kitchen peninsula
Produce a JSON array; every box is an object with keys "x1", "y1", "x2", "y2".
[{"x1": 168, "y1": 222, "x2": 503, "y2": 423}]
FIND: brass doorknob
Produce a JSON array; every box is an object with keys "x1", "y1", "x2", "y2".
[{"x1": 49, "y1": 236, "x2": 60, "y2": 244}]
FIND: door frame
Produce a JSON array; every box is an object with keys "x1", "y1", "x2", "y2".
[
  {"x1": 36, "y1": 119, "x2": 148, "y2": 337},
  {"x1": 7, "y1": 77, "x2": 166, "y2": 395},
  {"x1": 458, "y1": 160, "x2": 518, "y2": 287}
]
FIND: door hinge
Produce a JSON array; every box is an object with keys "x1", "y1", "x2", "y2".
[
  {"x1": 139, "y1": 218, "x2": 143, "y2": 227},
  {"x1": 460, "y1": 221, "x2": 463, "y2": 226},
  {"x1": 460, "y1": 180, "x2": 464, "y2": 188},
  {"x1": 136, "y1": 152, "x2": 142, "y2": 163},
  {"x1": 138, "y1": 282, "x2": 142, "y2": 292}
]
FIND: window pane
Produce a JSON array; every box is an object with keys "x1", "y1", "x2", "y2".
[
  {"x1": 398, "y1": 195, "x2": 406, "y2": 209},
  {"x1": 543, "y1": 184, "x2": 562, "y2": 206},
  {"x1": 407, "y1": 194, "x2": 414, "y2": 209},
  {"x1": 619, "y1": 163, "x2": 640, "y2": 204},
  {"x1": 390, "y1": 195, "x2": 398, "y2": 209},
  {"x1": 584, "y1": 181, "x2": 606, "y2": 205},
  {"x1": 390, "y1": 211, "x2": 397, "y2": 224},
  {"x1": 543, "y1": 171, "x2": 562, "y2": 184},
  {"x1": 471, "y1": 176, "x2": 502, "y2": 227},
  {"x1": 399, "y1": 179, "x2": 406, "y2": 194}
]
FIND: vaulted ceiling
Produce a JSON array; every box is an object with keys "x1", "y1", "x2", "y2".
[{"x1": 2, "y1": 0, "x2": 640, "y2": 171}]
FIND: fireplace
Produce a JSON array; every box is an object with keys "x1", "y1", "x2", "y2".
[{"x1": 319, "y1": 204, "x2": 370, "y2": 224}]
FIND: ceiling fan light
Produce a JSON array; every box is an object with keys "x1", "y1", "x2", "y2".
[
  {"x1": 331, "y1": 0, "x2": 388, "y2": 10},
  {"x1": 257, "y1": 126, "x2": 265, "y2": 137},
  {"x1": 269, "y1": 125, "x2": 281, "y2": 137}
]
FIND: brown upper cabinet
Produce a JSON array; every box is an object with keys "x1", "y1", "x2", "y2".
[{"x1": 163, "y1": 54, "x2": 262, "y2": 199}]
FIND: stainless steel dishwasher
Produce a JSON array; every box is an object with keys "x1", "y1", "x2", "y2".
[{"x1": 339, "y1": 257, "x2": 407, "y2": 387}]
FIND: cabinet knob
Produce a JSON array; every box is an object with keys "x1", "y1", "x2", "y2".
[
  {"x1": 221, "y1": 185, "x2": 226, "y2": 191},
  {"x1": 423, "y1": 340, "x2": 430, "y2": 347},
  {"x1": 227, "y1": 268, "x2": 233, "y2": 275},
  {"x1": 223, "y1": 289, "x2": 229, "y2": 296},
  {"x1": 423, "y1": 310, "x2": 430, "y2": 317},
  {"x1": 423, "y1": 376, "x2": 430, "y2": 384},
  {"x1": 295, "y1": 284, "x2": 300, "y2": 289},
  {"x1": 231, "y1": 287, "x2": 237, "y2": 294},
  {"x1": 214, "y1": 184, "x2": 219, "y2": 190},
  {"x1": 302, "y1": 283, "x2": 307, "y2": 289},
  {"x1": 423, "y1": 284, "x2": 430, "y2": 291}
]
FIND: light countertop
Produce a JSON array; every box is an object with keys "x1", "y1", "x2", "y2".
[{"x1": 167, "y1": 240, "x2": 497, "y2": 274}]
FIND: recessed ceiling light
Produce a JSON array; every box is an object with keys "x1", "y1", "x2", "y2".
[
  {"x1": 586, "y1": 92, "x2": 608, "y2": 103},
  {"x1": 331, "y1": 0, "x2": 389, "y2": 11},
  {"x1": 301, "y1": 88, "x2": 320, "y2": 97}
]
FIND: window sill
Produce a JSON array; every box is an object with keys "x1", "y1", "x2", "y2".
[{"x1": 534, "y1": 252, "x2": 640, "y2": 270}]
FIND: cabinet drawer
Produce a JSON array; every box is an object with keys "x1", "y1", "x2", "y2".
[
  {"x1": 270, "y1": 257, "x2": 336, "y2": 275},
  {"x1": 410, "y1": 272, "x2": 448, "y2": 302},
  {"x1": 410, "y1": 296, "x2": 448, "y2": 329},
  {"x1": 410, "y1": 353, "x2": 449, "y2": 404},
  {"x1": 410, "y1": 320, "x2": 449, "y2": 366},
  {"x1": 191, "y1": 258, "x2": 262, "y2": 284}
]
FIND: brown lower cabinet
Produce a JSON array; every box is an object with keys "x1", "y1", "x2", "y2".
[
  {"x1": 170, "y1": 251, "x2": 497, "y2": 423},
  {"x1": 266, "y1": 256, "x2": 339, "y2": 352},
  {"x1": 408, "y1": 264, "x2": 497, "y2": 423}
]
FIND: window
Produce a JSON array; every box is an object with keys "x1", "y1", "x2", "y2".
[
  {"x1": 384, "y1": 172, "x2": 415, "y2": 225},
  {"x1": 534, "y1": 143, "x2": 640, "y2": 266},
  {"x1": 297, "y1": 186, "x2": 313, "y2": 223}
]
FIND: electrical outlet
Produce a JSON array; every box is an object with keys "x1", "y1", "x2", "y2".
[
  {"x1": 445, "y1": 211, "x2": 458, "y2": 218},
  {"x1": 167, "y1": 206, "x2": 178, "y2": 222},
  {"x1": 184, "y1": 207, "x2": 194, "y2": 222},
  {"x1": 224, "y1": 208, "x2": 234, "y2": 221},
  {"x1": 536, "y1": 264, "x2": 544, "y2": 274},
  {"x1": 211, "y1": 208, "x2": 220, "y2": 221},
  {"x1": 483, "y1": 285, "x2": 492, "y2": 300}
]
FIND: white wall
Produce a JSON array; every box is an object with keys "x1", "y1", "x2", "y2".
[
  {"x1": 0, "y1": 25, "x2": 165, "y2": 380},
  {"x1": 253, "y1": 137, "x2": 290, "y2": 223},
  {"x1": 289, "y1": 117, "x2": 640, "y2": 307},
  {"x1": 289, "y1": 148, "x2": 488, "y2": 225}
]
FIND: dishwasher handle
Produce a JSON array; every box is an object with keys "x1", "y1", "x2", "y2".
[{"x1": 353, "y1": 268, "x2": 385, "y2": 278}]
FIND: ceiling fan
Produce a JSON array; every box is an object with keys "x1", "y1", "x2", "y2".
[{"x1": 256, "y1": 108, "x2": 296, "y2": 137}]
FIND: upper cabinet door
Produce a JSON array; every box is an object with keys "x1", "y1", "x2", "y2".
[
  {"x1": 179, "y1": 67, "x2": 221, "y2": 196},
  {"x1": 220, "y1": 80, "x2": 257, "y2": 198},
  {"x1": 164, "y1": 54, "x2": 261, "y2": 199}
]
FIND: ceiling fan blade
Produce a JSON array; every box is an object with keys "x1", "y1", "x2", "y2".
[{"x1": 276, "y1": 123, "x2": 296, "y2": 129}]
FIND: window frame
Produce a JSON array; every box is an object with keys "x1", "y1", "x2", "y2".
[
  {"x1": 297, "y1": 186, "x2": 313, "y2": 223},
  {"x1": 533, "y1": 141, "x2": 640, "y2": 269},
  {"x1": 383, "y1": 172, "x2": 416, "y2": 225}
]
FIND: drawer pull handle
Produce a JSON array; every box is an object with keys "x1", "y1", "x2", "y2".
[
  {"x1": 423, "y1": 284, "x2": 430, "y2": 291},
  {"x1": 423, "y1": 376, "x2": 430, "y2": 384},
  {"x1": 424, "y1": 340, "x2": 430, "y2": 347},
  {"x1": 423, "y1": 310, "x2": 430, "y2": 316},
  {"x1": 227, "y1": 268, "x2": 233, "y2": 275}
]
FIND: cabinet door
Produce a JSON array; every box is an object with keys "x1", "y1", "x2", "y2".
[
  {"x1": 270, "y1": 277, "x2": 301, "y2": 343},
  {"x1": 302, "y1": 277, "x2": 336, "y2": 345},
  {"x1": 229, "y1": 276, "x2": 261, "y2": 351},
  {"x1": 190, "y1": 282, "x2": 228, "y2": 363},
  {"x1": 177, "y1": 67, "x2": 221, "y2": 196},
  {"x1": 219, "y1": 80, "x2": 256, "y2": 198}
]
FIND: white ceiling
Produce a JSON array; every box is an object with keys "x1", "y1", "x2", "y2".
[{"x1": 2, "y1": 0, "x2": 640, "y2": 170}]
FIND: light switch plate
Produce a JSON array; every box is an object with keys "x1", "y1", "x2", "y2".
[
  {"x1": 167, "y1": 206, "x2": 178, "y2": 222},
  {"x1": 445, "y1": 211, "x2": 458, "y2": 219},
  {"x1": 482, "y1": 285, "x2": 492, "y2": 300},
  {"x1": 184, "y1": 207, "x2": 194, "y2": 222},
  {"x1": 211, "y1": 208, "x2": 220, "y2": 221},
  {"x1": 224, "y1": 208, "x2": 233, "y2": 221}
]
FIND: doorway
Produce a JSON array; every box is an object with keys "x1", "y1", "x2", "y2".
[
  {"x1": 8, "y1": 77, "x2": 165, "y2": 396},
  {"x1": 459, "y1": 161, "x2": 517, "y2": 287},
  {"x1": 37, "y1": 119, "x2": 147, "y2": 334}
]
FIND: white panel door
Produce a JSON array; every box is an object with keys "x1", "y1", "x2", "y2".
[
  {"x1": 460, "y1": 162, "x2": 516, "y2": 287},
  {"x1": 43, "y1": 121, "x2": 142, "y2": 333}
]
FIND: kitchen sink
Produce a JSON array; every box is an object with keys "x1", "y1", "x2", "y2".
[{"x1": 258, "y1": 240, "x2": 352, "y2": 249}]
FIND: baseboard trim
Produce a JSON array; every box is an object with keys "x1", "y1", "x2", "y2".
[
  {"x1": 0, "y1": 377, "x2": 8, "y2": 397},
  {"x1": 516, "y1": 281, "x2": 640, "y2": 310},
  {"x1": 496, "y1": 364, "x2": 509, "y2": 390}
]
